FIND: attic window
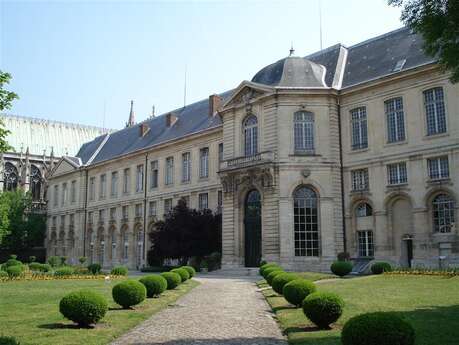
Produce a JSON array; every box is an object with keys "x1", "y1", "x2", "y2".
[{"x1": 393, "y1": 59, "x2": 406, "y2": 72}]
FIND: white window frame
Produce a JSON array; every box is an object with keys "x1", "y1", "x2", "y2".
[
  {"x1": 200, "y1": 148, "x2": 209, "y2": 178},
  {"x1": 424, "y1": 87, "x2": 447, "y2": 136},
  {"x1": 136, "y1": 165, "x2": 144, "y2": 192},
  {"x1": 199, "y1": 193, "x2": 208, "y2": 210},
  {"x1": 294, "y1": 111, "x2": 315, "y2": 153},
  {"x1": 351, "y1": 169, "x2": 369, "y2": 191},
  {"x1": 165, "y1": 157, "x2": 174, "y2": 185},
  {"x1": 182, "y1": 152, "x2": 191, "y2": 182},
  {"x1": 428, "y1": 156, "x2": 449, "y2": 180},
  {"x1": 243, "y1": 115, "x2": 258, "y2": 157},
  {"x1": 387, "y1": 162, "x2": 408, "y2": 185},
  {"x1": 350, "y1": 107, "x2": 368, "y2": 150}
]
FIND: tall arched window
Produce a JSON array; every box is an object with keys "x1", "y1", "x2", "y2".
[
  {"x1": 355, "y1": 202, "x2": 372, "y2": 217},
  {"x1": 294, "y1": 111, "x2": 314, "y2": 153},
  {"x1": 122, "y1": 230, "x2": 129, "y2": 261},
  {"x1": 243, "y1": 115, "x2": 258, "y2": 156},
  {"x1": 293, "y1": 186, "x2": 319, "y2": 256},
  {"x1": 433, "y1": 194, "x2": 455, "y2": 233},
  {"x1": 4, "y1": 162, "x2": 18, "y2": 191},
  {"x1": 30, "y1": 165, "x2": 42, "y2": 200}
]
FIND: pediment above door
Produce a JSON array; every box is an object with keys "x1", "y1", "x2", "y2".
[{"x1": 222, "y1": 81, "x2": 273, "y2": 111}]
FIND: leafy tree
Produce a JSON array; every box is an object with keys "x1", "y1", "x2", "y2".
[
  {"x1": 148, "y1": 198, "x2": 221, "y2": 265},
  {"x1": 0, "y1": 70, "x2": 18, "y2": 152},
  {"x1": 389, "y1": 0, "x2": 459, "y2": 82}
]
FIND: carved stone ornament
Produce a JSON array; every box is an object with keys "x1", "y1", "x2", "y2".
[{"x1": 302, "y1": 169, "x2": 311, "y2": 178}]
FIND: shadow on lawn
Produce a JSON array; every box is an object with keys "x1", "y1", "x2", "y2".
[{"x1": 38, "y1": 323, "x2": 85, "y2": 330}]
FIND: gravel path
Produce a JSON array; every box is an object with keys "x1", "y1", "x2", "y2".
[{"x1": 111, "y1": 273, "x2": 287, "y2": 345}]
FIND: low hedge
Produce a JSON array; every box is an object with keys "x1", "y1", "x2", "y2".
[
  {"x1": 302, "y1": 292, "x2": 344, "y2": 329},
  {"x1": 54, "y1": 266, "x2": 75, "y2": 276},
  {"x1": 283, "y1": 279, "x2": 317, "y2": 307},
  {"x1": 139, "y1": 275, "x2": 168, "y2": 297},
  {"x1": 259, "y1": 263, "x2": 280, "y2": 276},
  {"x1": 262, "y1": 266, "x2": 283, "y2": 279},
  {"x1": 272, "y1": 273, "x2": 299, "y2": 294},
  {"x1": 171, "y1": 268, "x2": 190, "y2": 282},
  {"x1": 182, "y1": 266, "x2": 196, "y2": 278},
  {"x1": 160, "y1": 272, "x2": 182, "y2": 289},
  {"x1": 3, "y1": 258, "x2": 22, "y2": 268},
  {"x1": 112, "y1": 280, "x2": 146, "y2": 309},
  {"x1": 266, "y1": 269, "x2": 284, "y2": 285},
  {"x1": 87, "y1": 263, "x2": 102, "y2": 275},
  {"x1": 371, "y1": 262, "x2": 392, "y2": 275},
  {"x1": 341, "y1": 312, "x2": 415, "y2": 345},
  {"x1": 29, "y1": 262, "x2": 51, "y2": 272},
  {"x1": 6, "y1": 265, "x2": 23, "y2": 278},
  {"x1": 330, "y1": 261, "x2": 353, "y2": 277},
  {"x1": 59, "y1": 289, "x2": 108, "y2": 327},
  {"x1": 110, "y1": 266, "x2": 128, "y2": 276}
]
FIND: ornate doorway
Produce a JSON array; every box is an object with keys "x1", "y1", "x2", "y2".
[{"x1": 244, "y1": 189, "x2": 261, "y2": 267}]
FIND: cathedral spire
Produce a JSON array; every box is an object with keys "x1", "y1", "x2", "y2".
[{"x1": 126, "y1": 100, "x2": 135, "y2": 127}]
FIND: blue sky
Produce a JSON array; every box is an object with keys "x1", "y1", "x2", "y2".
[{"x1": 1, "y1": 0, "x2": 402, "y2": 129}]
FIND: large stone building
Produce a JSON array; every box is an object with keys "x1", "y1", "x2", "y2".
[{"x1": 47, "y1": 28, "x2": 458, "y2": 271}]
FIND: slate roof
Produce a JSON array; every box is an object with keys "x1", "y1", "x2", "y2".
[{"x1": 75, "y1": 27, "x2": 436, "y2": 166}]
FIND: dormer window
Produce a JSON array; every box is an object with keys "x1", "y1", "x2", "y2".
[
  {"x1": 294, "y1": 111, "x2": 314, "y2": 154},
  {"x1": 243, "y1": 115, "x2": 258, "y2": 157}
]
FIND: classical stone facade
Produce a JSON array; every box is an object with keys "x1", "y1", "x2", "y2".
[{"x1": 47, "y1": 28, "x2": 459, "y2": 271}]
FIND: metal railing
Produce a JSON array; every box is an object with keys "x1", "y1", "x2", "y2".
[{"x1": 220, "y1": 151, "x2": 274, "y2": 171}]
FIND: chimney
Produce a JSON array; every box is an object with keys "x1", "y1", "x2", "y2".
[
  {"x1": 166, "y1": 113, "x2": 177, "y2": 127},
  {"x1": 209, "y1": 94, "x2": 223, "y2": 116},
  {"x1": 139, "y1": 123, "x2": 150, "y2": 137}
]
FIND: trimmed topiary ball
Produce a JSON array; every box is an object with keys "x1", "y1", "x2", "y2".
[
  {"x1": 182, "y1": 266, "x2": 196, "y2": 278},
  {"x1": 160, "y1": 272, "x2": 182, "y2": 289},
  {"x1": 6, "y1": 265, "x2": 23, "y2": 278},
  {"x1": 0, "y1": 336, "x2": 20, "y2": 345},
  {"x1": 330, "y1": 261, "x2": 353, "y2": 277},
  {"x1": 266, "y1": 269, "x2": 284, "y2": 285},
  {"x1": 110, "y1": 266, "x2": 128, "y2": 276},
  {"x1": 283, "y1": 279, "x2": 317, "y2": 307},
  {"x1": 302, "y1": 292, "x2": 344, "y2": 329},
  {"x1": 112, "y1": 280, "x2": 146, "y2": 309},
  {"x1": 341, "y1": 312, "x2": 415, "y2": 345},
  {"x1": 371, "y1": 262, "x2": 392, "y2": 275},
  {"x1": 59, "y1": 289, "x2": 108, "y2": 327},
  {"x1": 139, "y1": 275, "x2": 168, "y2": 297},
  {"x1": 87, "y1": 263, "x2": 102, "y2": 275},
  {"x1": 262, "y1": 266, "x2": 282, "y2": 279},
  {"x1": 171, "y1": 268, "x2": 190, "y2": 282},
  {"x1": 272, "y1": 273, "x2": 299, "y2": 294},
  {"x1": 4, "y1": 258, "x2": 22, "y2": 268},
  {"x1": 260, "y1": 263, "x2": 281, "y2": 276}
]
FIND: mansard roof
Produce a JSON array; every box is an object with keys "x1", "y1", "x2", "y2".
[{"x1": 76, "y1": 27, "x2": 436, "y2": 166}]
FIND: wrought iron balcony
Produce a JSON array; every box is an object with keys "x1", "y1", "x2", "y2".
[{"x1": 219, "y1": 151, "x2": 274, "y2": 172}]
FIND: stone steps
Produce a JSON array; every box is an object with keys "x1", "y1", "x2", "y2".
[{"x1": 206, "y1": 267, "x2": 261, "y2": 277}]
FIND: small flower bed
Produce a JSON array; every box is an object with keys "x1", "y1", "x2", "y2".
[
  {"x1": 0, "y1": 271, "x2": 125, "y2": 282},
  {"x1": 385, "y1": 267, "x2": 459, "y2": 277}
]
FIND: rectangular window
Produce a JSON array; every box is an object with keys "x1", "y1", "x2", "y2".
[
  {"x1": 294, "y1": 111, "x2": 315, "y2": 153},
  {"x1": 165, "y1": 157, "x2": 174, "y2": 185},
  {"x1": 182, "y1": 152, "x2": 191, "y2": 182},
  {"x1": 123, "y1": 168, "x2": 130, "y2": 194},
  {"x1": 88, "y1": 211, "x2": 93, "y2": 224},
  {"x1": 53, "y1": 185, "x2": 59, "y2": 206},
  {"x1": 89, "y1": 177, "x2": 95, "y2": 200},
  {"x1": 122, "y1": 206, "x2": 129, "y2": 220},
  {"x1": 385, "y1": 97, "x2": 405, "y2": 143},
  {"x1": 99, "y1": 174, "x2": 106, "y2": 199},
  {"x1": 70, "y1": 180, "x2": 76, "y2": 203},
  {"x1": 136, "y1": 165, "x2": 144, "y2": 192},
  {"x1": 199, "y1": 193, "x2": 208, "y2": 210},
  {"x1": 387, "y1": 162, "x2": 408, "y2": 185},
  {"x1": 351, "y1": 169, "x2": 369, "y2": 191},
  {"x1": 69, "y1": 214, "x2": 74, "y2": 226},
  {"x1": 424, "y1": 87, "x2": 447, "y2": 135},
  {"x1": 358, "y1": 230, "x2": 374, "y2": 257},
  {"x1": 200, "y1": 148, "x2": 209, "y2": 178},
  {"x1": 350, "y1": 107, "x2": 368, "y2": 150},
  {"x1": 110, "y1": 207, "x2": 117, "y2": 220},
  {"x1": 99, "y1": 209, "x2": 106, "y2": 222},
  {"x1": 62, "y1": 183, "x2": 67, "y2": 206},
  {"x1": 135, "y1": 203, "x2": 143, "y2": 217},
  {"x1": 60, "y1": 215, "x2": 66, "y2": 227},
  {"x1": 111, "y1": 171, "x2": 118, "y2": 197},
  {"x1": 428, "y1": 156, "x2": 449, "y2": 180},
  {"x1": 150, "y1": 160, "x2": 158, "y2": 189},
  {"x1": 164, "y1": 198, "x2": 172, "y2": 214},
  {"x1": 149, "y1": 201, "x2": 157, "y2": 217},
  {"x1": 218, "y1": 143, "x2": 224, "y2": 162}
]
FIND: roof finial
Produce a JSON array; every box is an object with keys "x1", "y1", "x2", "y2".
[
  {"x1": 289, "y1": 42, "x2": 295, "y2": 57},
  {"x1": 126, "y1": 100, "x2": 135, "y2": 127}
]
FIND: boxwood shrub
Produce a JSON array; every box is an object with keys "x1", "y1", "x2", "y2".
[
  {"x1": 266, "y1": 269, "x2": 284, "y2": 285},
  {"x1": 262, "y1": 266, "x2": 283, "y2": 279},
  {"x1": 182, "y1": 266, "x2": 196, "y2": 278},
  {"x1": 59, "y1": 289, "x2": 108, "y2": 327},
  {"x1": 259, "y1": 263, "x2": 280, "y2": 276},
  {"x1": 112, "y1": 280, "x2": 146, "y2": 309},
  {"x1": 139, "y1": 274, "x2": 168, "y2": 297},
  {"x1": 6, "y1": 265, "x2": 23, "y2": 278},
  {"x1": 171, "y1": 268, "x2": 190, "y2": 282},
  {"x1": 160, "y1": 272, "x2": 182, "y2": 289},
  {"x1": 302, "y1": 292, "x2": 344, "y2": 329},
  {"x1": 110, "y1": 266, "x2": 128, "y2": 276},
  {"x1": 54, "y1": 266, "x2": 75, "y2": 276},
  {"x1": 371, "y1": 262, "x2": 392, "y2": 275},
  {"x1": 272, "y1": 273, "x2": 299, "y2": 294},
  {"x1": 0, "y1": 336, "x2": 20, "y2": 345},
  {"x1": 87, "y1": 263, "x2": 102, "y2": 275},
  {"x1": 330, "y1": 261, "x2": 353, "y2": 277},
  {"x1": 283, "y1": 279, "x2": 317, "y2": 307},
  {"x1": 341, "y1": 312, "x2": 415, "y2": 345},
  {"x1": 3, "y1": 258, "x2": 22, "y2": 268}
]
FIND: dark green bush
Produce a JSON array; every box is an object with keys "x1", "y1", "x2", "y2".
[
  {"x1": 182, "y1": 266, "x2": 196, "y2": 278},
  {"x1": 87, "y1": 263, "x2": 102, "y2": 275},
  {"x1": 371, "y1": 262, "x2": 392, "y2": 275},
  {"x1": 112, "y1": 280, "x2": 146, "y2": 309},
  {"x1": 260, "y1": 260, "x2": 267, "y2": 266},
  {"x1": 262, "y1": 266, "x2": 282, "y2": 279},
  {"x1": 272, "y1": 273, "x2": 299, "y2": 294},
  {"x1": 6, "y1": 265, "x2": 23, "y2": 278},
  {"x1": 266, "y1": 269, "x2": 284, "y2": 285},
  {"x1": 29, "y1": 262, "x2": 43, "y2": 271},
  {"x1": 3, "y1": 258, "x2": 22, "y2": 268},
  {"x1": 330, "y1": 261, "x2": 353, "y2": 277},
  {"x1": 59, "y1": 289, "x2": 108, "y2": 326},
  {"x1": 259, "y1": 263, "x2": 279, "y2": 276},
  {"x1": 47, "y1": 256, "x2": 61, "y2": 267},
  {"x1": 302, "y1": 292, "x2": 344, "y2": 329},
  {"x1": 29, "y1": 255, "x2": 36, "y2": 262},
  {"x1": 54, "y1": 266, "x2": 75, "y2": 276},
  {"x1": 160, "y1": 272, "x2": 182, "y2": 289},
  {"x1": 341, "y1": 312, "x2": 415, "y2": 345},
  {"x1": 139, "y1": 275, "x2": 168, "y2": 297},
  {"x1": 110, "y1": 266, "x2": 128, "y2": 276},
  {"x1": 283, "y1": 279, "x2": 317, "y2": 307},
  {"x1": 171, "y1": 268, "x2": 190, "y2": 282},
  {"x1": 0, "y1": 336, "x2": 20, "y2": 345}
]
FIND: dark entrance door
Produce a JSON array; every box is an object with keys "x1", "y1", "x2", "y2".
[{"x1": 244, "y1": 190, "x2": 261, "y2": 267}]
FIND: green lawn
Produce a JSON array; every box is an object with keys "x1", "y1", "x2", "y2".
[
  {"x1": 260, "y1": 274, "x2": 459, "y2": 345},
  {"x1": 0, "y1": 277, "x2": 198, "y2": 345}
]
